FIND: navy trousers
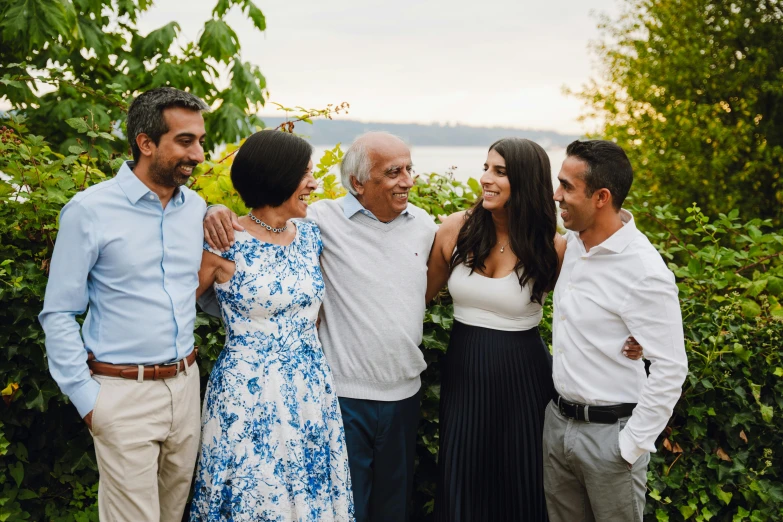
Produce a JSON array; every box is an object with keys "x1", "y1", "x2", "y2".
[{"x1": 338, "y1": 390, "x2": 422, "y2": 522}]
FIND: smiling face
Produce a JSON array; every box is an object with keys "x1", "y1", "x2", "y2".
[
  {"x1": 480, "y1": 148, "x2": 512, "y2": 212},
  {"x1": 554, "y1": 155, "x2": 597, "y2": 232},
  {"x1": 353, "y1": 135, "x2": 414, "y2": 222},
  {"x1": 279, "y1": 160, "x2": 316, "y2": 219},
  {"x1": 146, "y1": 107, "x2": 206, "y2": 188}
]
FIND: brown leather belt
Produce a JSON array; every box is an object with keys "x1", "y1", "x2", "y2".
[{"x1": 87, "y1": 349, "x2": 198, "y2": 380}]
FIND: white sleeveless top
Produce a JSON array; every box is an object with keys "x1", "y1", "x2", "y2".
[{"x1": 448, "y1": 262, "x2": 543, "y2": 332}]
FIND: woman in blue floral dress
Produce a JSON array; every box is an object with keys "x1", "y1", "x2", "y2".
[{"x1": 191, "y1": 130, "x2": 354, "y2": 521}]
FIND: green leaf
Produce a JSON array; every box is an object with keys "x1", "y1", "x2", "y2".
[
  {"x1": 467, "y1": 177, "x2": 481, "y2": 195},
  {"x1": 1, "y1": 0, "x2": 71, "y2": 52},
  {"x1": 69, "y1": 450, "x2": 96, "y2": 473},
  {"x1": 760, "y1": 404, "x2": 773, "y2": 423},
  {"x1": 79, "y1": 18, "x2": 112, "y2": 56},
  {"x1": 245, "y1": 1, "x2": 266, "y2": 31},
  {"x1": 0, "y1": 78, "x2": 24, "y2": 89},
  {"x1": 766, "y1": 276, "x2": 783, "y2": 296},
  {"x1": 24, "y1": 389, "x2": 45, "y2": 412},
  {"x1": 9, "y1": 461, "x2": 24, "y2": 487},
  {"x1": 716, "y1": 487, "x2": 733, "y2": 505},
  {"x1": 734, "y1": 506, "x2": 751, "y2": 522},
  {"x1": 688, "y1": 258, "x2": 703, "y2": 277},
  {"x1": 739, "y1": 298, "x2": 761, "y2": 318},
  {"x1": 746, "y1": 278, "x2": 767, "y2": 297},
  {"x1": 65, "y1": 118, "x2": 90, "y2": 134},
  {"x1": 137, "y1": 21, "x2": 180, "y2": 58},
  {"x1": 198, "y1": 19, "x2": 240, "y2": 63},
  {"x1": 768, "y1": 296, "x2": 783, "y2": 321},
  {"x1": 213, "y1": 0, "x2": 231, "y2": 17},
  {"x1": 230, "y1": 60, "x2": 265, "y2": 104},
  {"x1": 748, "y1": 380, "x2": 762, "y2": 403},
  {"x1": 679, "y1": 504, "x2": 696, "y2": 519},
  {"x1": 17, "y1": 489, "x2": 37, "y2": 500},
  {"x1": 733, "y1": 343, "x2": 751, "y2": 364}
]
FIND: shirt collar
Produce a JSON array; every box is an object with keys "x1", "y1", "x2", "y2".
[
  {"x1": 588, "y1": 209, "x2": 637, "y2": 254},
  {"x1": 342, "y1": 193, "x2": 413, "y2": 221},
  {"x1": 117, "y1": 161, "x2": 185, "y2": 206}
]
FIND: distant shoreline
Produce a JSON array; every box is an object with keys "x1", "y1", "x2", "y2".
[{"x1": 260, "y1": 117, "x2": 581, "y2": 147}]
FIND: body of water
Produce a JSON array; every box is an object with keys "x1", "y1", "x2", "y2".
[{"x1": 312, "y1": 145, "x2": 566, "y2": 187}]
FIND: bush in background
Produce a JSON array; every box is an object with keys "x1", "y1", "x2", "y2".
[{"x1": 1, "y1": 110, "x2": 782, "y2": 521}]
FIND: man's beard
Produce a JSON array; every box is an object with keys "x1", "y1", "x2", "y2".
[{"x1": 148, "y1": 158, "x2": 196, "y2": 188}]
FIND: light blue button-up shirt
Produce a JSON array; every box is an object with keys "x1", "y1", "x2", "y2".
[
  {"x1": 342, "y1": 193, "x2": 413, "y2": 221},
  {"x1": 39, "y1": 161, "x2": 206, "y2": 417}
]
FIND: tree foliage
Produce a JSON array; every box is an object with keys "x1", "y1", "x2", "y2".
[
  {"x1": 577, "y1": 0, "x2": 783, "y2": 224},
  {"x1": 2, "y1": 101, "x2": 783, "y2": 520},
  {"x1": 2, "y1": 2, "x2": 783, "y2": 520},
  {"x1": 0, "y1": 0, "x2": 268, "y2": 153}
]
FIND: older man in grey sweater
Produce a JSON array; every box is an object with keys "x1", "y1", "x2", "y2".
[{"x1": 203, "y1": 132, "x2": 438, "y2": 522}]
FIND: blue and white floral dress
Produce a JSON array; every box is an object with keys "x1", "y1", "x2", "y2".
[{"x1": 190, "y1": 221, "x2": 354, "y2": 521}]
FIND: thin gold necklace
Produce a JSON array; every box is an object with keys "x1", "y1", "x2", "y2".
[{"x1": 499, "y1": 239, "x2": 510, "y2": 253}]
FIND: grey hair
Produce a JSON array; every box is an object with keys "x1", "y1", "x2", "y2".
[
  {"x1": 126, "y1": 87, "x2": 210, "y2": 163},
  {"x1": 340, "y1": 131, "x2": 406, "y2": 195}
]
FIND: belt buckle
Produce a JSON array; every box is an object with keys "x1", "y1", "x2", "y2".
[{"x1": 160, "y1": 360, "x2": 181, "y2": 378}]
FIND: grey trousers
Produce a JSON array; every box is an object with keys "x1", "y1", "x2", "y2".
[{"x1": 542, "y1": 400, "x2": 650, "y2": 522}]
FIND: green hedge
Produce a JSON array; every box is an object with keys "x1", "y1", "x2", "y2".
[{"x1": 1, "y1": 114, "x2": 782, "y2": 521}]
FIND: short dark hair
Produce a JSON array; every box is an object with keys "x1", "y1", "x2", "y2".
[
  {"x1": 231, "y1": 130, "x2": 314, "y2": 208},
  {"x1": 565, "y1": 140, "x2": 633, "y2": 210},
  {"x1": 126, "y1": 87, "x2": 209, "y2": 163}
]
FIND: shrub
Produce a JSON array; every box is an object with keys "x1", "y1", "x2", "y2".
[{"x1": 1, "y1": 111, "x2": 782, "y2": 521}]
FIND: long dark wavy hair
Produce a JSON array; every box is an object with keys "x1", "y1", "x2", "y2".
[{"x1": 450, "y1": 137, "x2": 558, "y2": 304}]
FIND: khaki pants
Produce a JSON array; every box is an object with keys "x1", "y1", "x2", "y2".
[
  {"x1": 90, "y1": 360, "x2": 201, "y2": 522},
  {"x1": 543, "y1": 400, "x2": 650, "y2": 522}
]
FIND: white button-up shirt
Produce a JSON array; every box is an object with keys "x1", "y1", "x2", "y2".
[{"x1": 552, "y1": 210, "x2": 688, "y2": 465}]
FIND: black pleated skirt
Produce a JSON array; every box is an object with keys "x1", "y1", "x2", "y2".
[{"x1": 435, "y1": 321, "x2": 554, "y2": 522}]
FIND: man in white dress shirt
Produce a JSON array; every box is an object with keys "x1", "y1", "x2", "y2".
[{"x1": 543, "y1": 139, "x2": 688, "y2": 521}]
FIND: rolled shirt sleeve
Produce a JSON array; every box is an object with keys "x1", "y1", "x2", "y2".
[
  {"x1": 38, "y1": 200, "x2": 101, "y2": 418},
  {"x1": 618, "y1": 271, "x2": 688, "y2": 465}
]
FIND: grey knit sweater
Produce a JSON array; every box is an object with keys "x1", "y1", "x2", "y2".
[{"x1": 307, "y1": 198, "x2": 438, "y2": 401}]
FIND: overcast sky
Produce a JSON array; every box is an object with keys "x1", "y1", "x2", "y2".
[{"x1": 137, "y1": 0, "x2": 622, "y2": 135}]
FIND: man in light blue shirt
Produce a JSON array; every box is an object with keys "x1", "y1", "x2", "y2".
[{"x1": 39, "y1": 87, "x2": 208, "y2": 522}]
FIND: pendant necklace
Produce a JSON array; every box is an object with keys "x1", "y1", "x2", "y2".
[
  {"x1": 499, "y1": 239, "x2": 510, "y2": 253},
  {"x1": 247, "y1": 212, "x2": 287, "y2": 233}
]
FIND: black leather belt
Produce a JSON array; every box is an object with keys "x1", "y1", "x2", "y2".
[{"x1": 554, "y1": 393, "x2": 636, "y2": 424}]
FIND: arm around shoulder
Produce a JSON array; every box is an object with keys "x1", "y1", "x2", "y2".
[
  {"x1": 204, "y1": 204, "x2": 244, "y2": 251},
  {"x1": 554, "y1": 233, "x2": 567, "y2": 280},
  {"x1": 425, "y1": 211, "x2": 466, "y2": 304}
]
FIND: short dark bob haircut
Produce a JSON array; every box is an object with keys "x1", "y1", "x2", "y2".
[
  {"x1": 231, "y1": 130, "x2": 314, "y2": 209},
  {"x1": 565, "y1": 139, "x2": 634, "y2": 210}
]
